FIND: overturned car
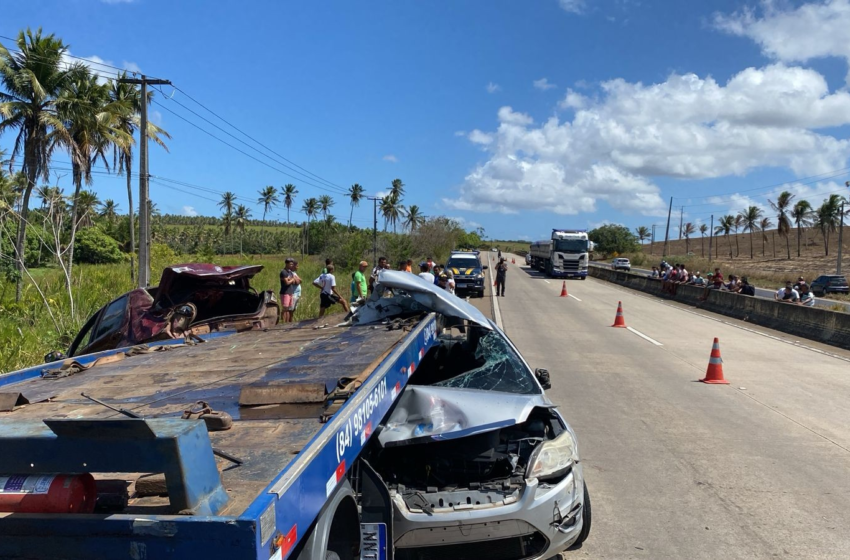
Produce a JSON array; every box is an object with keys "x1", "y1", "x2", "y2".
[
  {"x1": 353, "y1": 271, "x2": 591, "y2": 560},
  {"x1": 60, "y1": 264, "x2": 279, "y2": 359}
]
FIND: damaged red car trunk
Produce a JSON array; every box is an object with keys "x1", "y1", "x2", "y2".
[{"x1": 64, "y1": 264, "x2": 279, "y2": 358}]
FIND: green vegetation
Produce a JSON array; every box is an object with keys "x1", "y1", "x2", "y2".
[{"x1": 588, "y1": 224, "x2": 639, "y2": 255}]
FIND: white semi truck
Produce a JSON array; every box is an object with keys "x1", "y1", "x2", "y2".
[{"x1": 529, "y1": 229, "x2": 591, "y2": 279}]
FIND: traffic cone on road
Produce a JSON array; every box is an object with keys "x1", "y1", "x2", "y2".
[
  {"x1": 560, "y1": 281, "x2": 568, "y2": 297},
  {"x1": 611, "y1": 301, "x2": 627, "y2": 327},
  {"x1": 700, "y1": 338, "x2": 729, "y2": 384}
]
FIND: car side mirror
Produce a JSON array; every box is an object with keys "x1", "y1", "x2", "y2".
[
  {"x1": 535, "y1": 368, "x2": 551, "y2": 390},
  {"x1": 483, "y1": 265, "x2": 489, "y2": 270}
]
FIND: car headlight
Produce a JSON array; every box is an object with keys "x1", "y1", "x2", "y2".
[
  {"x1": 476, "y1": 272, "x2": 485, "y2": 279},
  {"x1": 526, "y1": 430, "x2": 577, "y2": 481}
]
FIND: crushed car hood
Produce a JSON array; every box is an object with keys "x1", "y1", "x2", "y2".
[
  {"x1": 378, "y1": 385, "x2": 554, "y2": 447},
  {"x1": 153, "y1": 264, "x2": 264, "y2": 308},
  {"x1": 352, "y1": 270, "x2": 492, "y2": 329}
]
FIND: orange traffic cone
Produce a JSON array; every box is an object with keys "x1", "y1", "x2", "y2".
[
  {"x1": 611, "y1": 301, "x2": 627, "y2": 327},
  {"x1": 560, "y1": 281, "x2": 568, "y2": 297},
  {"x1": 700, "y1": 338, "x2": 729, "y2": 384}
]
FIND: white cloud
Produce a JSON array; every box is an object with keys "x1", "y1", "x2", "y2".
[
  {"x1": 486, "y1": 82, "x2": 501, "y2": 94},
  {"x1": 468, "y1": 130, "x2": 494, "y2": 145},
  {"x1": 374, "y1": 190, "x2": 390, "y2": 199},
  {"x1": 559, "y1": 0, "x2": 585, "y2": 14},
  {"x1": 715, "y1": 0, "x2": 850, "y2": 83},
  {"x1": 62, "y1": 51, "x2": 142, "y2": 84},
  {"x1": 533, "y1": 78, "x2": 557, "y2": 91},
  {"x1": 382, "y1": 155, "x2": 398, "y2": 163},
  {"x1": 182, "y1": 206, "x2": 198, "y2": 217},
  {"x1": 150, "y1": 110, "x2": 163, "y2": 126},
  {"x1": 447, "y1": 216, "x2": 483, "y2": 230},
  {"x1": 454, "y1": 130, "x2": 467, "y2": 137},
  {"x1": 559, "y1": 88, "x2": 588, "y2": 109},
  {"x1": 445, "y1": 64, "x2": 850, "y2": 216}
]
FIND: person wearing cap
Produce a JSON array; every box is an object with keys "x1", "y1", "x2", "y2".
[
  {"x1": 350, "y1": 261, "x2": 368, "y2": 304},
  {"x1": 418, "y1": 262, "x2": 434, "y2": 283},
  {"x1": 279, "y1": 258, "x2": 302, "y2": 323}
]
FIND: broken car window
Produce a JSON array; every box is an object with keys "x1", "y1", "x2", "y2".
[{"x1": 434, "y1": 330, "x2": 540, "y2": 395}]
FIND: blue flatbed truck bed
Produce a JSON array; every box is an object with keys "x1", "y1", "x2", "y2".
[{"x1": 0, "y1": 312, "x2": 438, "y2": 559}]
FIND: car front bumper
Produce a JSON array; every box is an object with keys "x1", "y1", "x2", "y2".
[
  {"x1": 391, "y1": 463, "x2": 585, "y2": 560},
  {"x1": 454, "y1": 277, "x2": 485, "y2": 291}
]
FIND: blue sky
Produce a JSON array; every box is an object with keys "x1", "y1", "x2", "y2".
[{"x1": 4, "y1": 0, "x2": 850, "y2": 242}]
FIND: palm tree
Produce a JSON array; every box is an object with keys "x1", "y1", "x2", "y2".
[
  {"x1": 75, "y1": 190, "x2": 100, "y2": 228},
  {"x1": 389, "y1": 178, "x2": 404, "y2": 202},
  {"x1": 769, "y1": 191, "x2": 794, "y2": 260},
  {"x1": 0, "y1": 28, "x2": 83, "y2": 301},
  {"x1": 380, "y1": 196, "x2": 404, "y2": 233},
  {"x1": 110, "y1": 72, "x2": 170, "y2": 283},
  {"x1": 347, "y1": 183, "x2": 364, "y2": 228},
  {"x1": 301, "y1": 197, "x2": 319, "y2": 254},
  {"x1": 716, "y1": 215, "x2": 734, "y2": 259},
  {"x1": 257, "y1": 185, "x2": 279, "y2": 252},
  {"x1": 282, "y1": 184, "x2": 298, "y2": 224},
  {"x1": 404, "y1": 204, "x2": 425, "y2": 232},
  {"x1": 739, "y1": 205, "x2": 763, "y2": 259},
  {"x1": 218, "y1": 191, "x2": 235, "y2": 253},
  {"x1": 759, "y1": 217, "x2": 772, "y2": 257},
  {"x1": 682, "y1": 222, "x2": 696, "y2": 254},
  {"x1": 99, "y1": 199, "x2": 120, "y2": 223},
  {"x1": 813, "y1": 194, "x2": 844, "y2": 256},
  {"x1": 635, "y1": 226, "x2": 650, "y2": 245},
  {"x1": 57, "y1": 70, "x2": 132, "y2": 278},
  {"x1": 318, "y1": 194, "x2": 334, "y2": 220},
  {"x1": 699, "y1": 224, "x2": 708, "y2": 257},
  {"x1": 791, "y1": 200, "x2": 813, "y2": 257},
  {"x1": 234, "y1": 204, "x2": 251, "y2": 255},
  {"x1": 732, "y1": 215, "x2": 743, "y2": 256}
]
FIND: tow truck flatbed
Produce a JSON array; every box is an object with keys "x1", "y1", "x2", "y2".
[{"x1": 0, "y1": 312, "x2": 439, "y2": 559}]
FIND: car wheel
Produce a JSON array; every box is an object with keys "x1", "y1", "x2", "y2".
[
  {"x1": 581, "y1": 276, "x2": 587, "y2": 281},
  {"x1": 325, "y1": 552, "x2": 341, "y2": 560},
  {"x1": 570, "y1": 484, "x2": 592, "y2": 550}
]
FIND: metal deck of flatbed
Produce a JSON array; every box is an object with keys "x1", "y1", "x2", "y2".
[{"x1": 0, "y1": 315, "x2": 409, "y2": 517}]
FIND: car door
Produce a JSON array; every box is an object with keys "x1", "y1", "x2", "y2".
[{"x1": 77, "y1": 295, "x2": 130, "y2": 356}]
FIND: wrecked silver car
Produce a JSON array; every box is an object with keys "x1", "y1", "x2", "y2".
[{"x1": 354, "y1": 271, "x2": 591, "y2": 560}]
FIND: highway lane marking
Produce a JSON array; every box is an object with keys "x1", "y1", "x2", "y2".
[
  {"x1": 626, "y1": 326, "x2": 663, "y2": 346},
  {"x1": 588, "y1": 278, "x2": 850, "y2": 364},
  {"x1": 568, "y1": 294, "x2": 582, "y2": 301},
  {"x1": 544, "y1": 280, "x2": 551, "y2": 284}
]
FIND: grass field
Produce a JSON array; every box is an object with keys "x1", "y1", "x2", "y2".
[{"x1": 0, "y1": 253, "x2": 358, "y2": 374}]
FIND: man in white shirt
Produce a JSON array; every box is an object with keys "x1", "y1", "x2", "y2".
[
  {"x1": 418, "y1": 262, "x2": 435, "y2": 283},
  {"x1": 774, "y1": 281, "x2": 799, "y2": 303},
  {"x1": 314, "y1": 264, "x2": 350, "y2": 317}
]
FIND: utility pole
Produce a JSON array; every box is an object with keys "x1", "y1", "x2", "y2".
[
  {"x1": 650, "y1": 224, "x2": 656, "y2": 255},
  {"x1": 708, "y1": 215, "x2": 714, "y2": 263},
  {"x1": 678, "y1": 207, "x2": 684, "y2": 239},
  {"x1": 838, "y1": 201, "x2": 845, "y2": 275},
  {"x1": 368, "y1": 196, "x2": 380, "y2": 267},
  {"x1": 662, "y1": 197, "x2": 673, "y2": 258},
  {"x1": 117, "y1": 75, "x2": 171, "y2": 288}
]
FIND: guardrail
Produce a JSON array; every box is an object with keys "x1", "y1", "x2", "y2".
[{"x1": 589, "y1": 267, "x2": 850, "y2": 351}]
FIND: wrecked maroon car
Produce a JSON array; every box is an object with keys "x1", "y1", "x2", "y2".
[{"x1": 62, "y1": 264, "x2": 279, "y2": 358}]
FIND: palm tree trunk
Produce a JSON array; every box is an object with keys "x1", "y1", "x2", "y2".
[
  {"x1": 701, "y1": 236, "x2": 704, "y2": 258},
  {"x1": 785, "y1": 235, "x2": 790, "y2": 260},
  {"x1": 126, "y1": 158, "x2": 136, "y2": 284},
  {"x1": 261, "y1": 210, "x2": 267, "y2": 255},
  {"x1": 750, "y1": 231, "x2": 754, "y2": 259},
  {"x1": 13, "y1": 162, "x2": 37, "y2": 303},
  {"x1": 796, "y1": 225, "x2": 801, "y2": 258},
  {"x1": 735, "y1": 232, "x2": 739, "y2": 257},
  {"x1": 728, "y1": 235, "x2": 733, "y2": 259},
  {"x1": 772, "y1": 232, "x2": 775, "y2": 257},
  {"x1": 349, "y1": 204, "x2": 354, "y2": 229},
  {"x1": 824, "y1": 230, "x2": 829, "y2": 256}
]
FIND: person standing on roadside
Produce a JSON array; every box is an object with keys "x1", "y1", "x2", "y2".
[
  {"x1": 418, "y1": 262, "x2": 434, "y2": 283},
  {"x1": 279, "y1": 258, "x2": 302, "y2": 322},
  {"x1": 315, "y1": 264, "x2": 350, "y2": 317},
  {"x1": 369, "y1": 256, "x2": 389, "y2": 294},
  {"x1": 405, "y1": 259, "x2": 413, "y2": 273},
  {"x1": 495, "y1": 257, "x2": 508, "y2": 296},
  {"x1": 350, "y1": 261, "x2": 368, "y2": 305}
]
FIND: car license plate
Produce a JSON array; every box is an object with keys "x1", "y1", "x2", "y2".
[
  {"x1": 456, "y1": 283, "x2": 467, "y2": 288},
  {"x1": 360, "y1": 523, "x2": 387, "y2": 560}
]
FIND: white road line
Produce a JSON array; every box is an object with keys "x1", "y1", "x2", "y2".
[
  {"x1": 568, "y1": 294, "x2": 582, "y2": 301},
  {"x1": 544, "y1": 280, "x2": 551, "y2": 284},
  {"x1": 626, "y1": 326, "x2": 663, "y2": 346},
  {"x1": 488, "y1": 252, "x2": 504, "y2": 329}
]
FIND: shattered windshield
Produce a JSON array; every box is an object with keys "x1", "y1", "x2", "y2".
[{"x1": 434, "y1": 330, "x2": 540, "y2": 394}]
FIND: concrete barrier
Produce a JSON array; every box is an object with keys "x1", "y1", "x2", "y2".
[{"x1": 589, "y1": 266, "x2": 850, "y2": 351}]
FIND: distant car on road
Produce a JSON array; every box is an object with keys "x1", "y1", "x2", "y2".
[
  {"x1": 60, "y1": 264, "x2": 279, "y2": 359},
  {"x1": 447, "y1": 250, "x2": 488, "y2": 297},
  {"x1": 810, "y1": 274, "x2": 850, "y2": 297},
  {"x1": 612, "y1": 258, "x2": 631, "y2": 271}
]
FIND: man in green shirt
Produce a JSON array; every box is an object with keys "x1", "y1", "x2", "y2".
[{"x1": 351, "y1": 260, "x2": 368, "y2": 304}]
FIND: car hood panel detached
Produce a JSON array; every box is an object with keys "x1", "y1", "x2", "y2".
[
  {"x1": 378, "y1": 385, "x2": 553, "y2": 446},
  {"x1": 153, "y1": 264, "x2": 265, "y2": 308},
  {"x1": 352, "y1": 270, "x2": 492, "y2": 329}
]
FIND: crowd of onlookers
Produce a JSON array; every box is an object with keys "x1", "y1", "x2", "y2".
[
  {"x1": 649, "y1": 262, "x2": 814, "y2": 306},
  {"x1": 276, "y1": 255, "x2": 467, "y2": 323}
]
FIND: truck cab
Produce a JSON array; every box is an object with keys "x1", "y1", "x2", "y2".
[{"x1": 529, "y1": 229, "x2": 590, "y2": 279}]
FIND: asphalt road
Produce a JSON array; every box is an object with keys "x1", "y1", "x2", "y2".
[
  {"x1": 494, "y1": 253, "x2": 850, "y2": 559},
  {"x1": 592, "y1": 262, "x2": 850, "y2": 312}
]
